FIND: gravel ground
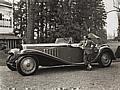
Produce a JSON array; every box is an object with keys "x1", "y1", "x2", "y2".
[{"x1": 0, "y1": 62, "x2": 120, "y2": 90}]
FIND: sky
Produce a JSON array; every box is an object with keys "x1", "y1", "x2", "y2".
[
  {"x1": 5, "y1": 0, "x2": 119, "y2": 39},
  {"x1": 104, "y1": 0, "x2": 119, "y2": 39}
]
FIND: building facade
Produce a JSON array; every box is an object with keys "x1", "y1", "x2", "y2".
[{"x1": 0, "y1": 0, "x2": 21, "y2": 49}]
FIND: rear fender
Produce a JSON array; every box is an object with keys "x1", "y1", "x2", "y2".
[{"x1": 95, "y1": 46, "x2": 116, "y2": 60}]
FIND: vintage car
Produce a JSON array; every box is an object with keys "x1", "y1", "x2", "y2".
[{"x1": 6, "y1": 38, "x2": 116, "y2": 76}]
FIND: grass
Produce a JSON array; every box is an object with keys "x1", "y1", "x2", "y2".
[{"x1": 0, "y1": 51, "x2": 8, "y2": 66}]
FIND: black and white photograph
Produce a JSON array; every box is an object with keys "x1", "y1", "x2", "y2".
[{"x1": 0, "y1": 0, "x2": 120, "y2": 90}]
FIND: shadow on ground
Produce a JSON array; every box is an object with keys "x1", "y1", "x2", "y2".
[{"x1": 34, "y1": 63, "x2": 110, "y2": 76}]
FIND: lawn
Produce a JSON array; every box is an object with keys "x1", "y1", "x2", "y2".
[{"x1": 0, "y1": 51, "x2": 8, "y2": 66}]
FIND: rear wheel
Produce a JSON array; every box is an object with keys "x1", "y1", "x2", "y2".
[
  {"x1": 16, "y1": 56, "x2": 38, "y2": 76},
  {"x1": 98, "y1": 52, "x2": 112, "y2": 67},
  {"x1": 6, "y1": 55, "x2": 16, "y2": 71}
]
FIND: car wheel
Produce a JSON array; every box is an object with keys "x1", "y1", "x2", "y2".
[
  {"x1": 16, "y1": 56, "x2": 38, "y2": 76},
  {"x1": 98, "y1": 52, "x2": 112, "y2": 67},
  {"x1": 6, "y1": 55, "x2": 16, "y2": 71}
]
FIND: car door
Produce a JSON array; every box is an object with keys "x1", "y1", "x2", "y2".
[{"x1": 57, "y1": 46, "x2": 84, "y2": 63}]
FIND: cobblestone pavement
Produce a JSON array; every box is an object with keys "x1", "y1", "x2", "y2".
[{"x1": 0, "y1": 62, "x2": 120, "y2": 90}]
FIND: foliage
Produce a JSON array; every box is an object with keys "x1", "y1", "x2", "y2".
[
  {"x1": 117, "y1": 24, "x2": 120, "y2": 41},
  {"x1": 13, "y1": 0, "x2": 27, "y2": 40},
  {"x1": 14, "y1": 0, "x2": 107, "y2": 43}
]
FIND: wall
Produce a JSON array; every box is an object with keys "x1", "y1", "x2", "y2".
[{"x1": 0, "y1": 5, "x2": 13, "y2": 33}]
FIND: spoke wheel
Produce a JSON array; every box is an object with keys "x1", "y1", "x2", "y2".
[
  {"x1": 99, "y1": 52, "x2": 112, "y2": 67},
  {"x1": 16, "y1": 56, "x2": 38, "y2": 76},
  {"x1": 6, "y1": 55, "x2": 16, "y2": 71}
]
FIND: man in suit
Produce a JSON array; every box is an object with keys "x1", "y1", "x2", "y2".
[{"x1": 79, "y1": 35, "x2": 96, "y2": 70}]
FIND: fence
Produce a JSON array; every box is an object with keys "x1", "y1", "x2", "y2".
[{"x1": 1, "y1": 39, "x2": 21, "y2": 49}]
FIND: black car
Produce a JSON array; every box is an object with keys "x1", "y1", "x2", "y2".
[{"x1": 6, "y1": 38, "x2": 115, "y2": 76}]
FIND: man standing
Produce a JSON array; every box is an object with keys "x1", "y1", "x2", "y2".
[{"x1": 79, "y1": 36, "x2": 96, "y2": 70}]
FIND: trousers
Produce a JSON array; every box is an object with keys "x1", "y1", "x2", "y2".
[{"x1": 83, "y1": 50, "x2": 92, "y2": 65}]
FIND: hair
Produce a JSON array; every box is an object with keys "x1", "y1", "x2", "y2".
[{"x1": 84, "y1": 35, "x2": 88, "y2": 39}]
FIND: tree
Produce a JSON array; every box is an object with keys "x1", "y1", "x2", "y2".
[
  {"x1": 14, "y1": 0, "x2": 107, "y2": 43},
  {"x1": 46, "y1": 0, "x2": 107, "y2": 42},
  {"x1": 13, "y1": 0, "x2": 27, "y2": 42},
  {"x1": 117, "y1": 23, "x2": 120, "y2": 41},
  {"x1": 26, "y1": 0, "x2": 35, "y2": 43}
]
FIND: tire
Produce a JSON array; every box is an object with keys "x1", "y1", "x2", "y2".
[
  {"x1": 6, "y1": 55, "x2": 16, "y2": 71},
  {"x1": 16, "y1": 56, "x2": 38, "y2": 76},
  {"x1": 98, "y1": 52, "x2": 112, "y2": 67}
]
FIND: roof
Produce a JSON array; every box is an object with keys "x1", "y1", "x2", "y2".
[
  {"x1": 0, "y1": 33, "x2": 21, "y2": 40},
  {"x1": 0, "y1": 0, "x2": 12, "y2": 8}
]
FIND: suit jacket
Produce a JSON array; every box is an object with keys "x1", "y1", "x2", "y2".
[{"x1": 79, "y1": 39, "x2": 96, "y2": 54}]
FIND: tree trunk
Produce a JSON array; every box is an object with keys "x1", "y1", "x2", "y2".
[{"x1": 26, "y1": 0, "x2": 35, "y2": 44}]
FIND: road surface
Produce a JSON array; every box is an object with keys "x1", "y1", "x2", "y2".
[{"x1": 0, "y1": 62, "x2": 120, "y2": 90}]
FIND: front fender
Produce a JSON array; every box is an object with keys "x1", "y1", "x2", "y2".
[
  {"x1": 17, "y1": 49, "x2": 72, "y2": 66},
  {"x1": 8, "y1": 48, "x2": 20, "y2": 55},
  {"x1": 19, "y1": 49, "x2": 49, "y2": 56},
  {"x1": 7, "y1": 48, "x2": 20, "y2": 63}
]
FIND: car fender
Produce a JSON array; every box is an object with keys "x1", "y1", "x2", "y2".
[
  {"x1": 8, "y1": 48, "x2": 20, "y2": 55},
  {"x1": 95, "y1": 46, "x2": 116, "y2": 60},
  {"x1": 6, "y1": 48, "x2": 21, "y2": 64},
  {"x1": 19, "y1": 49, "x2": 55, "y2": 57},
  {"x1": 17, "y1": 49, "x2": 72, "y2": 66}
]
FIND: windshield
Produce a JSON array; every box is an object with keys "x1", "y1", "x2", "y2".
[{"x1": 55, "y1": 37, "x2": 73, "y2": 44}]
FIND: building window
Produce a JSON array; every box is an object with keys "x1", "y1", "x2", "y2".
[{"x1": 0, "y1": 17, "x2": 12, "y2": 28}]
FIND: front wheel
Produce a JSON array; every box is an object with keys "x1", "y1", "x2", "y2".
[
  {"x1": 16, "y1": 56, "x2": 38, "y2": 76},
  {"x1": 98, "y1": 52, "x2": 112, "y2": 67}
]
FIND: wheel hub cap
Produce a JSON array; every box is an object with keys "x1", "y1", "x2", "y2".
[
  {"x1": 20, "y1": 57, "x2": 36, "y2": 74},
  {"x1": 101, "y1": 53, "x2": 111, "y2": 65},
  {"x1": 22, "y1": 59, "x2": 34, "y2": 71}
]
